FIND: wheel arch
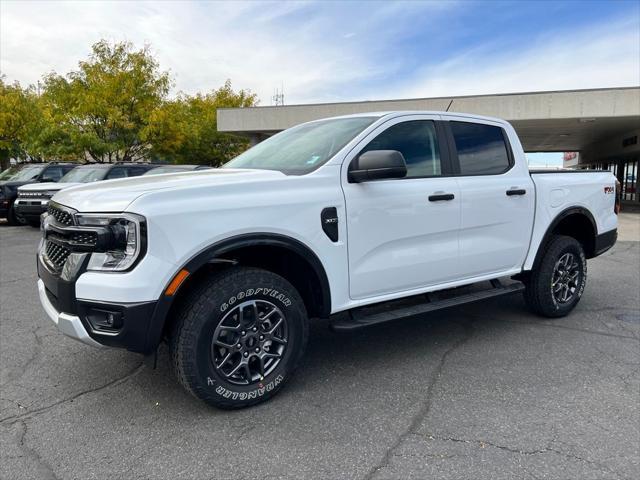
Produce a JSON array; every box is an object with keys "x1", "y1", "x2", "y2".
[
  {"x1": 531, "y1": 206, "x2": 598, "y2": 270},
  {"x1": 144, "y1": 233, "x2": 332, "y2": 352}
]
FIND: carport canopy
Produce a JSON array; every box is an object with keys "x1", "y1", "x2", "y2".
[{"x1": 217, "y1": 87, "x2": 640, "y2": 165}]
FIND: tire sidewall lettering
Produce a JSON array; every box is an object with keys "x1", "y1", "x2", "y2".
[
  {"x1": 212, "y1": 374, "x2": 283, "y2": 400},
  {"x1": 220, "y1": 288, "x2": 292, "y2": 313}
]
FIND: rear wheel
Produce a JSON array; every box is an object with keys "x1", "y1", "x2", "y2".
[
  {"x1": 170, "y1": 267, "x2": 308, "y2": 409},
  {"x1": 523, "y1": 235, "x2": 587, "y2": 317}
]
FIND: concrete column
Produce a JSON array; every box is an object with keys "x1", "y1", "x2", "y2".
[{"x1": 248, "y1": 133, "x2": 262, "y2": 147}]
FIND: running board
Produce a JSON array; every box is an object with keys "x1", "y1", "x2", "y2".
[{"x1": 331, "y1": 280, "x2": 525, "y2": 332}]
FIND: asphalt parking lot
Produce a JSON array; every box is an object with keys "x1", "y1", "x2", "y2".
[{"x1": 1, "y1": 215, "x2": 639, "y2": 480}]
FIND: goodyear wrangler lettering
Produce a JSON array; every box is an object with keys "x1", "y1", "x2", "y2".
[{"x1": 220, "y1": 289, "x2": 292, "y2": 312}]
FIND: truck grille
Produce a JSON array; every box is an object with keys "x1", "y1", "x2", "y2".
[
  {"x1": 45, "y1": 241, "x2": 71, "y2": 271},
  {"x1": 70, "y1": 231, "x2": 98, "y2": 246},
  {"x1": 19, "y1": 191, "x2": 48, "y2": 199},
  {"x1": 48, "y1": 204, "x2": 74, "y2": 226},
  {"x1": 42, "y1": 203, "x2": 79, "y2": 272}
]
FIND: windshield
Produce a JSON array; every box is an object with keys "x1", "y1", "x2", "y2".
[
  {"x1": 224, "y1": 117, "x2": 377, "y2": 175},
  {"x1": 0, "y1": 167, "x2": 20, "y2": 180},
  {"x1": 59, "y1": 167, "x2": 107, "y2": 183},
  {"x1": 2, "y1": 165, "x2": 45, "y2": 182}
]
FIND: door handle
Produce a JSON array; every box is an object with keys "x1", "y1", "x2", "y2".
[
  {"x1": 506, "y1": 189, "x2": 526, "y2": 196},
  {"x1": 428, "y1": 193, "x2": 455, "y2": 202}
]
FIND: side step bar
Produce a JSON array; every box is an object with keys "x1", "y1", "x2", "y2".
[{"x1": 331, "y1": 280, "x2": 525, "y2": 332}]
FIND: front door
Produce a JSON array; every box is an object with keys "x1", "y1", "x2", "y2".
[{"x1": 342, "y1": 115, "x2": 461, "y2": 300}]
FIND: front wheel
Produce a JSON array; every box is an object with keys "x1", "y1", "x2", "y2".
[
  {"x1": 7, "y1": 204, "x2": 27, "y2": 226},
  {"x1": 170, "y1": 267, "x2": 309, "y2": 409},
  {"x1": 523, "y1": 235, "x2": 587, "y2": 318}
]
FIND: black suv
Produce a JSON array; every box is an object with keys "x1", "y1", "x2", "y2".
[
  {"x1": 14, "y1": 163, "x2": 157, "y2": 226},
  {"x1": 0, "y1": 163, "x2": 76, "y2": 225}
]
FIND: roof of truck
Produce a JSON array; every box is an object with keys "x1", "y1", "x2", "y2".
[{"x1": 307, "y1": 110, "x2": 509, "y2": 125}]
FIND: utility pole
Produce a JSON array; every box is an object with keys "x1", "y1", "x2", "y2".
[{"x1": 272, "y1": 83, "x2": 284, "y2": 106}]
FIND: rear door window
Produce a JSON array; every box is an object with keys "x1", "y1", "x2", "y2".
[
  {"x1": 106, "y1": 167, "x2": 128, "y2": 179},
  {"x1": 41, "y1": 166, "x2": 65, "y2": 182},
  {"x1": 450, "y1": 121, "x2": 511, "y2": 175},
  {"x1": 127, "y1": 167, "x2": 149, "y2": 177}
]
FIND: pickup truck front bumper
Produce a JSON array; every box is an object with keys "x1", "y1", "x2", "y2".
[
  {"x1": 38, "y1": 279, "x2": 104, "y2": 348},
  {"x1": 14, "y1": 199, "x2": 48, "y2": 223},
  {"x1": 37, "y1": 253, "x2": 159, "y2": 353}
]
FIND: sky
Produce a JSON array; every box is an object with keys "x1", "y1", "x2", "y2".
[{"x1": 2, "y1": 0, "x2": 639, "y2": 166}]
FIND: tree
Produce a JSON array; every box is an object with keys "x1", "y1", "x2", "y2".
[
  {"x1": 0, "y1": 78, "x2": 43, "y2": 170},
  {"x1": 41, "y1": 40, "x2": 171, "y2": 163},
  {"x1": 145, "y1": 80, "x2": 258, "y2": 166},
  {"x1": 2, "y1": 40, "x2": 258, "y2": 168}
]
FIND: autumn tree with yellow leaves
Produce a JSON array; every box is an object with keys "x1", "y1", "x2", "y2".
[{"x1": 0, "y1": 40, "x2": 257, "y2": 171}]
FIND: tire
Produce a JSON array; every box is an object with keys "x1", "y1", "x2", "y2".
[
  {"x1": 170, "y1": 267, "x2": 309, "y2": 409},
  {"x1": 7, "y1": 204, "x2": 27, "y2": 226},
  {"x1": 523, "y1": 235, "x2": 587, "y2": 318},
  {"x1": 28, "y1": 220, "x2": 41, "y2": 228}
]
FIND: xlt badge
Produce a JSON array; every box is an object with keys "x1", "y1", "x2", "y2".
[{"x1": 321, "y1": 207, "x2": 339, "y2": 242}]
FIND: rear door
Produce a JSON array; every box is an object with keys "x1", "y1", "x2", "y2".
[
  {"x1": 444, "y1": 117, "x2": 535, "y2": 277},
  {"x1": 342, "y1": 114, "x2": 462, "y2": 300}
]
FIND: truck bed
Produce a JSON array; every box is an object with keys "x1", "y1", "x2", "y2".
[
  {"x1": 523, "y1": 169, "x2": 618, "y2": 270},
  {"x1": 529, "y1": 169, "x2": 609, "y2": 174}
]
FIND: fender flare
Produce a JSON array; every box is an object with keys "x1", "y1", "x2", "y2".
[
  {"x1": 531, "y1": 206, "x2": 598, "y2": 269},
  {"x1": 143, "y1": 233, "x2": 332, "y2": 353}
]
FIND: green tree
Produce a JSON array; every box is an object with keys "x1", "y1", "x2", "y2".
[
  {"x1": 0, "y1": 78, "x2": 43, "y2": 170},
  {"x1": 2, "y1": 41, "x2": 257, "y2": 169},
  {"x1": 146, "y1": 80, "x2": 258, "y2": 166},
  {"x1": 41, "y1": 40, "x2": 171, "y2": 163}
]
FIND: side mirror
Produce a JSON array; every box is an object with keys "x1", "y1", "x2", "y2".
[{"x1": 348, "y1": 150, "x2": 407, "y2": 183}]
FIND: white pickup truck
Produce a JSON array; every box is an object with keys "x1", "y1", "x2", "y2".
[{"x1": 37, "y1": 111, "x2": 619, "y2": 409}]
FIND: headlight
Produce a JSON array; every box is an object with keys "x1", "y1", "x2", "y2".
[{"x1": 75, "y1": 213, "x2": 146, "y2": 272}]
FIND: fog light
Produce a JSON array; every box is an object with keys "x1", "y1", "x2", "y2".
[{"x1": 86, "y1": 308, "x2": 123, "y2": 333}]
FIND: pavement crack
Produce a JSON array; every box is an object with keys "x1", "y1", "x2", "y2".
[
  {"x1": 494, "y1": 318, "x2": 640, "y2": 341},
  {"x1": 0, "y1": 363, "x2": 145, "y2": 425},
  {"x1": 0, "y1": 275, "x2": 35, "y2": 285},
  {"x1": 0, "y1": 324, "x2": 46, "y2": 389},
  {"x1": 391, "y1": 452, "x2": 459, "y2": 460},
  {"x1": 421, "y1": 434, "x2": 629, "y2": 480},
  {"x1": 362, "y1": 320, "x2": 475, "y2": 480},
  {"x1": 425, "y1": 434, "x2": 551, "y2": 455},
  {"x1": 234, "y1": 424, "x2": 255, "y2": 443},
  {"x1": 16, "y1": 420, "x2": 60, "y2": 480}
]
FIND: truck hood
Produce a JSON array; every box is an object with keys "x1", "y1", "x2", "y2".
[
  {"x1": 0, "y1": 179, "x2": 37, "y2": 189},
  {"x1": 18, "y1": 182, "x2": 82, "y2": 192},
  {"x1": 52, "y1": 168, "x2": 286, "y2": 212}
]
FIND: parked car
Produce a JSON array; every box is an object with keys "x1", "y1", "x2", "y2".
[
  {"x1": 0, "y1": 163, "x2": 76, "y2": 225},
  {"x1": 143, "y1": 164, "x2": 211, "y2": 175},
  {"x1": 36, "y1": 112, "x2": 618, "y2": 409},
  {"x1": 16, "y1": 163, "x2": 157, "y2": 227},
  {"x1": 623, "y1": 173, "x2": 636, "y2": 195}
]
